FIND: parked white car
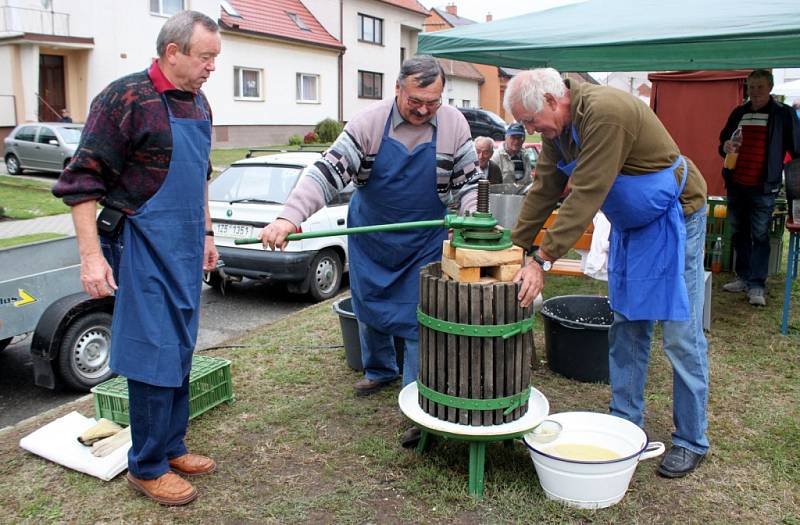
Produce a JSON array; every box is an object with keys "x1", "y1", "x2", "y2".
[{"x1": 206, "y1": 151, "x2": 350, "y2": 301}]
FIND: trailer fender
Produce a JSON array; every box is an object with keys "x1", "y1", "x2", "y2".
[{"x1": 30, "y1": 293, "x2": 114, "y2": 389}]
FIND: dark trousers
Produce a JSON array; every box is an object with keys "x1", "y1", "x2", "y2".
[
  {"x1": 127, "y1": 376, "x2": 190, "y2": 479},
  {"x1": 727, "y1": 183, "x2": 777, "y2": 289}
]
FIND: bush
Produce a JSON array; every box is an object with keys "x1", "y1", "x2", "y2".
[
  {"x1": 303, "y1": 131, "x2": 319, "y2": 144},
  {"x1": 314, "y1": 118, "x2": 343, "y2": 143},
  {"x1": 288, "y1": 134, "x2": 302, "y2": 146}
]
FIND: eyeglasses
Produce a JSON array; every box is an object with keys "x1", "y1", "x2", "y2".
[{"x1": 405, "y1": 96, "x2": 442, "y2": 110}]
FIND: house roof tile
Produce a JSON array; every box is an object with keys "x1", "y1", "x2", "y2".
[
  {"x1": 439, "y1": 58, "x2": 484, "y2": 82},
  {"x1": 377, "y1": 0, "x2": 429, "y2": 16},
  {"x1": 431, "y1": 7, "x2": 476, "y2": 27},
  {"x1": 220, "y1": 0, "x2": 343, "y2": 49}
]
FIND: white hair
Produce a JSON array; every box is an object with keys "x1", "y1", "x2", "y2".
[
  {"x1": 474, "y1": 136, "x2": 494, "y2": 149},
  {"x1": 504, "y1": 68, "x2": 566, "y2": 115}
]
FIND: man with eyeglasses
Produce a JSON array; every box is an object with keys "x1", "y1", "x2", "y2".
[
  {"x1": 260, "y1": 55, "x2": 481, "y2": 448},
  {"x1": 506, "y1": 68, "x2": 709, "y2": 479}
]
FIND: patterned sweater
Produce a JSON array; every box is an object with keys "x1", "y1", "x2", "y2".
[
  {"x1": 280, "y1": 98, "x2": 481, "y2": 226},
  {"x1": 52, "y1": 61, "x2": 212, "y2": 213}
]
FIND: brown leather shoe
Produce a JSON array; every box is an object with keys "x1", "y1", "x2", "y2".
[
  {"x1": 126, "y1": 472, "x2": 197, "y2": 506},
  {"x1": 353, "y1": 377, "x2": 395, "y2": 396},
  {"x1": 168, "y1": 453, "x2": 217, "y2": 476}
]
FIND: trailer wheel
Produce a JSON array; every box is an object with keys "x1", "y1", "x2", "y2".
[
  {"x1": 0, "y1": 337, "x2": 12, "y2": 352},
  {"x1": 57, "y1": 311, "x2": 114, "y2": 391}
]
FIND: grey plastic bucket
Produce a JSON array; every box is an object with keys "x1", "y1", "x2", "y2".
[
  {"x1": 332, "y1": 296, "x2": 404, "y2": 371},
  {"x1": 539, "y1": 295, "x2": 613, "y2": 384}
]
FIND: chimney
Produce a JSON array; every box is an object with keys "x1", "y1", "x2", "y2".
[
  {"x1": 446, "y1": 3, "x2": 457, "y2": 15},
  {"x1": 486, "y1": 12, "x2": 493, "y2": 22}
]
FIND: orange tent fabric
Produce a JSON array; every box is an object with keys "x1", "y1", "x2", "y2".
[{"x1": 649, "y1": 70, "x2": 750, "y2": 197}]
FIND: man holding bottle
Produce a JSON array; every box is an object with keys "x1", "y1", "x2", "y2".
[{"x1": 718, "y1": 69, "x2": 800, "y2": 306}]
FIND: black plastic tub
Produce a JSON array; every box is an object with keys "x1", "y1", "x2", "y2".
[
  {"x1": 332, "y1": 297, "x2": 403, "y2": 372},
  {"x1": 539, "y1": 295, "x2": 613, "y2": 384}
]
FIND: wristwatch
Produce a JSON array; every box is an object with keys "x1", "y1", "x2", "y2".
[
  {"x1": 531, "y1": 253, "x2": 552, "y2": 272},
  {"x1": 205, "y1": 229, "x2": 214, "y2": 237}
]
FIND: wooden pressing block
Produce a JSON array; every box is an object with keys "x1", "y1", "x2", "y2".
[
  {"x1": 440, "y1": 252, "x2": 481, "y2": 282},
  {"x1": 442, "y1": 239, "x2": 456, "y2": 259},
  {"x1": 454, "y1": 244, "x2": 523, "y2": 268},
  {"x1": 487, "y1": 263, "x2": 521, "y2": 282}
]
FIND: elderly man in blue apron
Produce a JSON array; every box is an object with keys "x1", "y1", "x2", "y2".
[
  {"x1": 260, "y1": 56, "x2": 481, "y2": 448},
  {"x1": 54, "y1": 12, "x2": 221, "y2": 505},
  {"x1": 505, "y1": 69, "x2": 710, "y2": 478}
]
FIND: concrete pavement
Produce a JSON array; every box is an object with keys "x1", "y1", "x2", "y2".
[{"x1": 0, "y1": 213, "x2": 75, "y2": 239}]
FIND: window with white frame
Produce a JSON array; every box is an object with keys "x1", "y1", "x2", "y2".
[
  {"x1": 358, "y1": 13, "x2": 383, "y2": 45},
  {"x1": 150, "y1": 0, "x2": 184, "y2": 16},
  {"x1": 462, "y1": 99, "x2": 471, "y2": 108},
  {"x1": 358, "y1": 70, "x2": 383, "y2": 99},
  {"x1": 296, "y1": 73, "x2": 320, "y2": 103},
  {"x1": 234, "y1": 67, "x2": 263, "y2": 99}
]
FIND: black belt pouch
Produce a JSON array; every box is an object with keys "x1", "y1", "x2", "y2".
[{"x1": 97, "y1": 207, "x2": 126, "y2": 239}]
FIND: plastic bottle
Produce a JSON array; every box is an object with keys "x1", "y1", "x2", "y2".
[
  {"x1": 723, "y1": 126, "x2": 743, "y2": 170},
  {"x1": 711, "y1": 236, "x2": 723, "y2": 273}
]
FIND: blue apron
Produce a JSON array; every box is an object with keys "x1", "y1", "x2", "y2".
[
  {"x1": 347, "y1": 113, "x2": 446, "y2": 339},
  {"x1": 109, "y1": 94, "x2": 210, "y2": 387},
  {"x1": 555, "y1": 125, "x2": 690, "y2": 321}
]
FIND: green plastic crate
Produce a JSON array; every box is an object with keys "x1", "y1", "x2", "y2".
[{"x1": 91, "y1": 355, "x2": 234, "y2": 425}]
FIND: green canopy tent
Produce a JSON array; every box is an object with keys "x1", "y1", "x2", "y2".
[{"x1": 417, "y1": 0, "x2": 800, "y2": 72}]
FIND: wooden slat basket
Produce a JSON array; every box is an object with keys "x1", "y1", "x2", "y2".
[{"x1": 417, "y1": 262, "x2": 536, "y2": 426}]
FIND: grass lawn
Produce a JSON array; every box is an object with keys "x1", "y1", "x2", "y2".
[
  {"x1": 0, "y1": 176, "x2": 69, "y2": 219},
  {"x1": 0, "y1": 232, "x2": 65, "y2": 249},
  {"x1": 0, "y1": 262, "x2": 797, "y2": 524}
]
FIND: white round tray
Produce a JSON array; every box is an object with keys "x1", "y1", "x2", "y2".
[{"x1": 398, "y1": 382, "x2": 550, "y2": 438}]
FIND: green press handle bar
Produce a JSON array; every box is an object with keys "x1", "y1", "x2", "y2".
[
  {"x1": 232, "y1": 214, "x2": 498, "y2": 245},
  {"x1": 234, "y1": 219, "x2": 445, "y2": 245}
]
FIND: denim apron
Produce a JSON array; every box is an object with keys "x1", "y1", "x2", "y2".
[
  {"x1": 347, "y1": 114, "x2": 446, "y2": 339},
  {"x1": 109, "y1": 94, "x2": 209, "y2": 387},
  {"x1": 555, "y1": 125, "x2": 690, "y2": 321}
]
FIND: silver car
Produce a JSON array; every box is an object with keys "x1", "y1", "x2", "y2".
[{"x1": 4, "y1": 122, "x2": 83, "y2": 175}]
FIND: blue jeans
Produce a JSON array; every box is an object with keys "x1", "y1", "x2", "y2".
[
  {"x1": 608, "y1": 208, "x2": 710, "y2": 455},
  {"x1": 727, "y1": 183, "x2": 777, "y2": 289},
  {"x1": 99, "y1": 233, "x2": 124, "y2": 283},
  {"x1": 127, "y1": 376, "x2": 190, "y2": 479},
  {"x1": 357, "y1": 320, "x2": 418, "y2": 387}
]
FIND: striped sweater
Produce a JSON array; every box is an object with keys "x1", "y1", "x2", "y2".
[{"x1": 280, "y1": 98, "x2": 481, "y2": 226}]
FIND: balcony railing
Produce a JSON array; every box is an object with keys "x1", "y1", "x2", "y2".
[{"x1": 0, "y1": 5, "x2": 70, "y2": 36}]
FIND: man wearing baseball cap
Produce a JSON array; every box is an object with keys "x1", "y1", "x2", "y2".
[{"x1": 492, "y1": 122, "x2": 532, "y2": 186}]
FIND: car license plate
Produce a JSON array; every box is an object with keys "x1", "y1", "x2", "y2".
[{"x1": 213, "y1": 223, "x2": 253, "y2": 239}]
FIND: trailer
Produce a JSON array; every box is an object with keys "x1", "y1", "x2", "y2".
[{"x1": 0, "y1": 236, "x2": 114, "y2": 391}]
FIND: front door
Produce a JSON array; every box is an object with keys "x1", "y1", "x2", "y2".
[{"x1": 38, "y1": 54, "x2": 65, "y2": 122}]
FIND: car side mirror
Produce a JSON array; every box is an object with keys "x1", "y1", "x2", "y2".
[{"x1": 48, "y1": 139, "x2": 59, "y2": 146}]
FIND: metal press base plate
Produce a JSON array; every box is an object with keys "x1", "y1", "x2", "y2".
[{"x1": 398, "y1": 382, "x2": 550, "y2": 438}]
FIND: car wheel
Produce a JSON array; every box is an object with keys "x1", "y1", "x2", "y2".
[
  {"x1": 308, "y1": 249, "x2": 342, "y2": 302},
  {"x1": 0, "y1": 337, "x2": 12, "y2": 352},
  {"x1": 492, "y1": 132, "x2": 505, "y2": 141},
  {"x1": 203, "y1": 269, "x2": 226, "y2": 294},
  {"x1": 57, "y1": 311, "x2": 114, "y2": 391},
  {"x1": 5, "y1": 154, "x2": 22, "y2": 175}
]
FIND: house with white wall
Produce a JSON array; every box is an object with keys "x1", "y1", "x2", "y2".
[
  {"x1": 0, "y1": 0, "x2": 429, "y2": 149},
  {"x1": 303, "y1": 0, "x2": 428, "y2": 122}
]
